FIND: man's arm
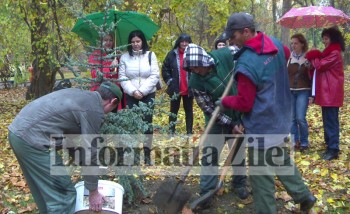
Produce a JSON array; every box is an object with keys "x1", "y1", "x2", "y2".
[
  {"x1": 79, "y1": 111, "x2": 106, "y2": 211},
  {"x1": 221, "y1": 73, "x2": 256, "y2": 112},
  {"x1": 192, "y1": 89, "x2": 239, "y2": 127}
]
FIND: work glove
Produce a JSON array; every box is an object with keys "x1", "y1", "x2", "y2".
[{"x1": 215, "y1": 99, "x2": 226, "y2": 111}]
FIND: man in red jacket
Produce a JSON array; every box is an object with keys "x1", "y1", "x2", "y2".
[{"x1": 219, "y1": 12, "x2": 316, "y2": 213}]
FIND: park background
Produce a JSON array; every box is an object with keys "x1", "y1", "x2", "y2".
[{"x1": 0, "y1": 0, "x2": 349, "y2": 213}]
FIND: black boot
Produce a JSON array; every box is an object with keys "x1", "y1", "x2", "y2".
[
  {"x1": 143, "y1": 147, "x2": 152, "y2": 166},
  {"x1": 300, "y1": 195, "x2": 317, "y2": 213},
  {"x1": 233, "y1": 186, "x2": 250, "y2": 200},
  {"x1": 322, "y1": 149, "x2": 339, "y2": 160}
]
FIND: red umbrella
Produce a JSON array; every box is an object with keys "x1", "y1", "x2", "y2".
[
  {"x1": 277, "y1": 6, "x2": 350, "y2": 46},
  {"x1": 277, "y1": 6, "x2": 350, "y2": 29}
]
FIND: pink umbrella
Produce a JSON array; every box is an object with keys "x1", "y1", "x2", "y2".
[{"x1": 277, "y1": 6, "x2": 350, "y2": 29}]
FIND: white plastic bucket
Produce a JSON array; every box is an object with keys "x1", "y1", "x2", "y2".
[{"x1": 74, "y1": 180, "x2": 124, "y2": 214}]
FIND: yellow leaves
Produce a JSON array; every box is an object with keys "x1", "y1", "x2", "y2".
[
  {"x1": 330, "y1": 173, "x2": 338, "y2": 181},
  {"x1": 327, "y1": 198, "x2": 335, "y2": 203},
  {"x1": 300, "y1": 160, "x2": 310, "y2": 166},
  {"x1": 321, "y1": 168, "x2": 329, "y2": 176},
  {"x1": 24, "y1": 195, "x2": 30, "y2": 202},
  {"x1": 237, "y1": 203, "x2": 245, "y2": 208}
]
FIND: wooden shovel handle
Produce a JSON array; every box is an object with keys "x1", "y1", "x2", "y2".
[
  {"x1": 219, "y1": 137, "x2": 240, "y2": 182},
  {"x1": 180, "y1": 76, "x2": 235, "y2": 181}
]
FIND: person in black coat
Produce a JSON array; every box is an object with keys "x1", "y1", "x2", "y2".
[{"x1": 162, "y1": 34, "x2": 193, "y2": 135}]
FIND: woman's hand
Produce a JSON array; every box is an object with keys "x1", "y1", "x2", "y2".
[
  {"x1": 89, "y1": 189, "x2": 106, "y2": 212},
  {"x1": 110, "y1": 59, "x2": 118, "y2": 71},
  {"x1": 308, "y1": 97, "x2": 314, "y2": 105},
  {"x1": 133, "y1": 90, "x2": 143, "y2": 100}
]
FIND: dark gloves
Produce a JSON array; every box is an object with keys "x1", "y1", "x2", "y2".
[
  {"x1": 305, "y1": 49, "x2": 322, "y2": 61},
  {"x1": 215, "y1": 99, "x2": 226, "y2": 111}
]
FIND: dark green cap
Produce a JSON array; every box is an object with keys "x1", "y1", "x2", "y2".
[{"x1": 100, "y1": 82, "x2": 122, "y2": 101}]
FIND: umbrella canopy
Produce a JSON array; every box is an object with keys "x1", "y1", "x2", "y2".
[
  {"x1": 71, "y1": 10, "x2": 160, "y2": 46},
  {"x1": 277, "y1": 6, "x2": 350, "y2": 29}
]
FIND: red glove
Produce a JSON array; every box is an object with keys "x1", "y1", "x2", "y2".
[{"x1": 305, "y1": 50, "x2": 322, "y2": 61}]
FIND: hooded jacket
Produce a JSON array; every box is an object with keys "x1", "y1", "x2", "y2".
[
  {"x1": 306, "y1": 43, "x2": 344, "y2": 107},
  {"x1": 189, "y1": 47, "x2": 241, "y2": 124}
]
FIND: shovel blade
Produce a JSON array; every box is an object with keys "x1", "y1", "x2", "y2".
[
  {"x1": 189, "y1": 181, "x2": 224, "y2": 210},
  {"x1": 153, "y1": 179, "x2": 191, "y2": 214}
]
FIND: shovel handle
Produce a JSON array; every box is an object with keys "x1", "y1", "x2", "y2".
[
  {"x1": 180, "y1": 76, "x2": 235, "y2": 181},
  {"x1": 218, "y1": 137, "x2": 240, "y2": 182},
  {"x1": 189, "y1": 136, "x2": 243, "y2": 210}
]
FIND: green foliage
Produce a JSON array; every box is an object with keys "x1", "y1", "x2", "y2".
[
  {"x1": 98, "y1": 96, "x2": 174, "y2": 203},
  {"x1": 0, "y1": 1, "x2": 31, "y2": 84},
  {"x1": 119, "y1": 0, "x2": 247, "y2": 62},
  {"x1": 12, "y1": 64, "x2": 29, "y2": 86}
]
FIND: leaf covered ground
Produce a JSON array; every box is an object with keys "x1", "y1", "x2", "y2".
[{"x1": 0, "y1": 71, "x2": 349, "y2": 213}]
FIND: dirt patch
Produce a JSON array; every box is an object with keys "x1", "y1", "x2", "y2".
[{"x1": 122, "y1": 176, "x2": 293, "y2": 214}]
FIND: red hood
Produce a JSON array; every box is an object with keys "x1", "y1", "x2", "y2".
[{"x1": 244, "y1": 32, "x2": 278, "y2": 55}]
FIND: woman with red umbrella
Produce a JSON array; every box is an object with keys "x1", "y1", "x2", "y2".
[{"x1": 305, "y1": 27, "x2": 345, "y2": 160}]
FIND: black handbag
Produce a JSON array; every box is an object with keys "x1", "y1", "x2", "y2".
[{"x1": 148, "y1": 51, "x2": 163, "y2": 91}]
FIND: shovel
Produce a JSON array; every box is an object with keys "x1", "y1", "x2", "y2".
[
  {"x1": 189, "y1": 136, "x2": 242, "y2": 210},
  {"x1": 153, "y1": 76, "x2": 235, "y2": 214}
]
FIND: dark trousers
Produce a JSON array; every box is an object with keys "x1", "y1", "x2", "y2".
[
  {"x1": 8, "y1": 131, "x2": 76, "y2": 213},
  {"x1": 126, "y1": 93, "x2": 155, "y2": 154},
  {"x1": 321, "y1": 106, "x2": 340, "y2": 152},
  {"x1": 200, "y1": 124, "x2": 247, "y2": 195},
  {"x1": 248, "y1": 146, "x2": 311, "y2": 214},
  {"x1": 169, "y1": 95, "x2": 193, "y2": 134}
]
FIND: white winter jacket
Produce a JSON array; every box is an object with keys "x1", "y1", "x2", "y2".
[{"x1": 119, "y1": 50, "x2": 160, "y2": 96}]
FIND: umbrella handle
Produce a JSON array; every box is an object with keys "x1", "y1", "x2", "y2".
[
  {"x1": 312, "y1": 28, "x2": 316, "y2": 48},
  {"x1": 114, "y1": 30, "x2": 118, "y2": 72}
]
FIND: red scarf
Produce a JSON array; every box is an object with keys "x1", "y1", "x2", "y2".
[{"x1": 179, "y1": 48, "x2": 188, "y2": 95}]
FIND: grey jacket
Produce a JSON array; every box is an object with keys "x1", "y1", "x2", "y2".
[{"x1": 8, "y1": 88, "x2": 105, "y2": 190}]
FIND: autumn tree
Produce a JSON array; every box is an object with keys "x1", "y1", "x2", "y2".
[
  {"x1": 117, "y1": 0, "x2": 247, "y2": 61},
  {"x1": 0, "y1": 3, "x2": 31, "y2": 88},
  {"x1": 280, "y1": 0, "x2": 292, "y2": 45}
]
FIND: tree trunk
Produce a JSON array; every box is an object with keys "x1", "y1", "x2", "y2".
[
  {"x1": 25, "y1": 1, "x2": 55, "y2": 100},
  {"x1": 272, "y1": 0, "x2": 278, "y2": 37},
  {"x1": 280, "y1": 0, "x2": 292, "y2": 46}
]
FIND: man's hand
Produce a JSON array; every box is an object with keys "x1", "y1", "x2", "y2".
[
  {"x1": 215, "y1": 99, "x2": 226, "y2": 111},
  {"x1": 89, "y1": 189, "x2": 106, "y2": 212},
  {"x1": 232, "y1": 124, "x2": 244, "y2": 134}
]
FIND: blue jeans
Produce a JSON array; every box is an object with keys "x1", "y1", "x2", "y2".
[
  {"x1": 321, "y1": 107, "x2": 340, "y2": 152},
  {"x1": 290, "y1": 90, "x2": 310, "y2": 147}
]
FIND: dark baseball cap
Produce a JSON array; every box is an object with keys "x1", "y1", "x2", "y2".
[{"x1": 222, "y1": 12, "x2": 255, "y2": 39}]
